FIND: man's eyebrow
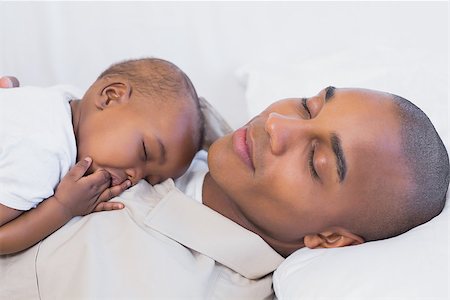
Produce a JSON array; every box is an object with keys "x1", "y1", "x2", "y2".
[
  {"x1": 330, "y1": 132, "x2": 347, "y2": 183},
  {"x1": 324, "y1": 86, "x2": 336, "y2": 102}
]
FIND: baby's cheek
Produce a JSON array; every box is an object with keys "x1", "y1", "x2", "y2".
[{"x1": 167, "y1": 160, "x2": 191, "y2": 180}]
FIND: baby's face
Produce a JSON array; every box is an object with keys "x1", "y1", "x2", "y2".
[{"x1": 77, "y1": 98, "x2": 199, "y2": 186}]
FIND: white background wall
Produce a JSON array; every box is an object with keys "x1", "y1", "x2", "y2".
[{"x1": 0, "y1": 1, "x2": 448, "y2": 133}]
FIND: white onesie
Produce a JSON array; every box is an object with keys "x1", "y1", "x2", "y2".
[
  {"x1": 174, "y1": 150, "x2": 208, "y2": 203},
  {"x1": 0, "y1": 86, "x2": 77, "y2": 210}
]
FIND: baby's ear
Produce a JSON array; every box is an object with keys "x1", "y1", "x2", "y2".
[
  {"x1": 96, "y1": 76, "x2": 132, "y2": 110},
  {"x1": 304, "y1": 228, "x2": 364, "y2": 249}
]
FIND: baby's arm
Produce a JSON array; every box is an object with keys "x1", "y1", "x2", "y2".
[{"x1": 0, "y1": 157, "x2": 130, "y2": 255}]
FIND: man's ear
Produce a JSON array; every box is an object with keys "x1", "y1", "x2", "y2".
[
  {"x1": 95, "y1": 76, "x2": 132, "y2": 110},
  {"x1": 303, "y1": 228, "x2": 364, "y2": 249}
]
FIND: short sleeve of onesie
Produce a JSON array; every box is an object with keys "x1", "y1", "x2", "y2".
[{"x1": 0, "y1": 86, "x2": 77, "y2": 210}]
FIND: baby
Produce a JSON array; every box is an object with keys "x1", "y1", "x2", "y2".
[{"x1": 0, "y1": 58, "x2": 204, "y2": 254}]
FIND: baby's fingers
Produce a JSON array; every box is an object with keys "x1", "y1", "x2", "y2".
[
  {"x1": 67, "y1": 157, "x2": 93, "y2": 181},
  {"x1": 0, "y1": 76, "x2": 20, "y2": 88},
  {"x1": 98, "y1": 180, "x2": 131, "y2": 202},
  {"x1": 94, "y1": 201, "x2": 125, "y2": 212}
]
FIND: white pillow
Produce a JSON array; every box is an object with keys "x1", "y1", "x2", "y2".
[
  {"x1": 273, "y1": 196, "x2": 449, "y2": 299},
  {"x1": 236, "y1": 48, "x2": 449, "y2": 299}
]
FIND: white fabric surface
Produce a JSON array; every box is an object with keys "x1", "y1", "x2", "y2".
[
  {"x1": 175, "y1": 149, "x2": 209, "y2": 203},
  {"x1": 0, "y1": 86, "x2": 77, "y2": 210}
]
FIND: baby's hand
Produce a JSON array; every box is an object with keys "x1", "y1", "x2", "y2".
[
  {"x1": 0, "y1": 76, "x2": 20, "y2": 88},
  {"x1": 53, "y1": 157, "x2": 130, "y2": 217}
]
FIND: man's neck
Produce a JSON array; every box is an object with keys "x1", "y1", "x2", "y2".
[
  {"x1": 202, "y1": 173, "x2": 305, "y2": 257},
  {"x1": 202, "y1": 173, "x2": 247, "y2": 228}
]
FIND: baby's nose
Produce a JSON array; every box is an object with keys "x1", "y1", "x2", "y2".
[{"x1": 125, "y1": 167, "x2": 144, "y2": 184}]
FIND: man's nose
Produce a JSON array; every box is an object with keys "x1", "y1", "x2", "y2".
[{"x1": 264, "y1": 112, "x2": 313, "y2": 155}]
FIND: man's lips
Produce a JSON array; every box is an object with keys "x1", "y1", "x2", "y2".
[{"x1": 232, "y1": 127, "x2": 255, "y2": 170}]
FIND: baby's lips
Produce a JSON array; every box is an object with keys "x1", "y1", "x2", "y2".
[
  {"x1": 109, "y1": 173, "x2": 128, "y2": 186},
  {"x1": 110, "y1": 176, "x2": 122, "y2": 186}
]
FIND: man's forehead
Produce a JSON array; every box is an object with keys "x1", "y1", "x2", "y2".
[
  {"x1": 342, "y1": 114, "x2": 404, "y2": 186},
  {"x1": 331, "y1": 87, "x2": 392, "y2": 103},
  {"x1": 326, "y1": 88, "x2": 402, "y2": 184}
]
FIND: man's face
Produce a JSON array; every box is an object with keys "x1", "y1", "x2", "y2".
[
  {"x1": 77, "y1": 98, "x2": 198, "y2": 186},
  {"x1": 208, "y1": 87, "x2": 406, "y2": 245}
]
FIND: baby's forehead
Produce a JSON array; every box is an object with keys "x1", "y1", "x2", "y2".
[{"x1": 142, "y1": 95, "x2": 202, "y2": 148}]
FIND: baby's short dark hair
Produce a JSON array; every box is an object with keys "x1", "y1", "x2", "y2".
[
  {"x1": 358, "y1": 94, "x2": 449, "y2": 242},
  {"x1": 98, "y1": 57, "x2": 205, "y2": 150}
]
